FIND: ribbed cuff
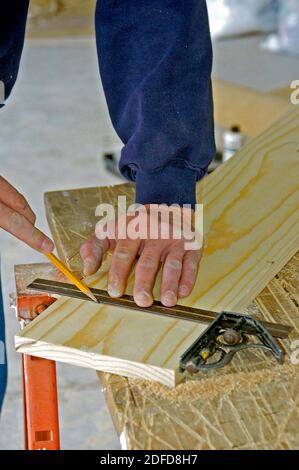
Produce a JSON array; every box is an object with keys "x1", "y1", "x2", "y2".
[{"x1": 135, "y1": 163, "x2": 198, "y2": 207}]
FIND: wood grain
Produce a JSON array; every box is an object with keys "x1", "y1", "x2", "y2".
[
  {"x1": 14, "y1": 255, "x2": 299, "y2": 449},
  {"x1": 15, "y1": 108, "x2": 299, "y2": 387},
  {"x1": 15, "y1": 267, "x2": 204, "y2": 387},
  {"x1": 98, "y1": 253, "x2": 299, "y2": 450},
  {"x1": 192, "y1": 107, "x2": 299, "y2": 312}
]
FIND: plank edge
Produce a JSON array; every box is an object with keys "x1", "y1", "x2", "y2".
[{"x1": 15, "y1": 335, "x2": 177, "y2": 388}]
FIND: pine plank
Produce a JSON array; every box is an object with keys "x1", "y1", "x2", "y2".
[{"x1": 15, "y1": 108, "x2": 299, "y2": 387}]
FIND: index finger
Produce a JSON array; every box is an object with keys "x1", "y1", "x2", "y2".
[
  {"x1": 0, "y1": 176, "x2": 36, "y2": 224},
  {"x1": 0, "y1": 201, "x2": 54, "y2": 252}
]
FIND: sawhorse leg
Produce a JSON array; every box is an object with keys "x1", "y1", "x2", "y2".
[
  {"x1": 22, "y1": 354, "x2": 60, "y2": 450},
  {"x1": 15, "y1": 264, "x2": 63, "y2": 449},
  {"x1": 16, "y1": 291, "x2": 60, "y2": 450}
]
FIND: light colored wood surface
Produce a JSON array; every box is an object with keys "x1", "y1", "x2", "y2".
[
  {"x1": 192, "y1": 107, "x2": 299, "y2": 312},
  {"x1": 213, "y1": 80, "x2": 291, "y2": 137},
  {"x1": 15, "y1": 108, "x2": 299, "y2": 388},
  {"x1": 14, "y1": 255, "x2": 299, "y2": 449},
  {"x1": 15, "y1": 264, "x2": 205, "y2": 387},
  {"x1": 27, "y1": 0, "x2": 96, "y2": 38},
  {"x1": 98, "y1": 253, "x2": 299, "y2": 450}
]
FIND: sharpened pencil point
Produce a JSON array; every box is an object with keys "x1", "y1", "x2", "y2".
[
  {"x1": 44, "y1": 252, "x2": 99, "y2": 303},
  {"x1": 86, "y1": 290, "x2": 98, "y2": 302}
]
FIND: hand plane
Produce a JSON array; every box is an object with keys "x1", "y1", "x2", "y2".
[{"x1": 27, "y1": 278, "x2": 290, "y2": 373}]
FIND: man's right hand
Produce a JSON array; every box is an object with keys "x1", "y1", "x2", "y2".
[{"x1": 0, "y1": 176, "x2": 54, "y2": 252}]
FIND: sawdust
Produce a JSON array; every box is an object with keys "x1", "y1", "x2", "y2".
[{"x1": 127, "y1": 365, "x2": 296, "y2": 404}]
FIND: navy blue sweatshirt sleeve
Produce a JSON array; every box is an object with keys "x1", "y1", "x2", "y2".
[
  {"x1": 95, "y1": 0, "x2": 215, "y2": 207},
  {"x1": 0, "y1": 1, "x2": 29, "y2": 105}
]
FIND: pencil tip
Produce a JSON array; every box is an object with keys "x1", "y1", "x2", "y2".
[{"x1": 87, "y1": 291, "x2": 98, "y2": 303}]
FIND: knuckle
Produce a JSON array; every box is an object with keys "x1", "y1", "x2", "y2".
[
  {"x1": 8, "y1": 211, "x2": 24, "y2": 232},
  {"x1": 188, "y1": 260, "x2": 199, "y2": 272},
  {"x1": 114, "y1": 247, "x2": 131, "y2": 260},
  {"x1": 15, "y1": 193, "x2": 28, "y2": 212},
  {"x1": 165, "y1": 259, "x2": 182, "y2": 271},
  {"x1": 184, "y1": 255, "x2": 199, "y2": 272},
  {"x1": 138, "y1": 255, "x2": 156, "y2": 269}
]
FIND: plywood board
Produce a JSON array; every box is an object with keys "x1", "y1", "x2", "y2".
[{"x1": 15, "y1": 108, "x2": 299, "y2": 387}]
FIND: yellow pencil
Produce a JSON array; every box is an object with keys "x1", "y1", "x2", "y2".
[{"x1": 45, "y1": 252, "x2": 98, "y2": 302}]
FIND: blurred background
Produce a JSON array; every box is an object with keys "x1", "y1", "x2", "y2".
[{"x1": 0, "y1": 0, "x2": 298, "y2": 449}]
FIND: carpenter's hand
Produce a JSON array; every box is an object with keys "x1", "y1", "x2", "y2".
[
  {"x1": 80, "y1": 205, "x2": 202, "y2": 307},
  {"x1": 0, "y1": 176, "x2": 54, "y2": 252}
]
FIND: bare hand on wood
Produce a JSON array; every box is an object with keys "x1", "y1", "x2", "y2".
[{"x1": 80, "y1": 205, "x2": 202, "y2": 307}]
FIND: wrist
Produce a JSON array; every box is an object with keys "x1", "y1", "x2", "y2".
[{"x1": 135, "y1": 162, "x2": 198, "y2": 208}]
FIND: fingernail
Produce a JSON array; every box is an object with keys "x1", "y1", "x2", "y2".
[
  {"x1": 163, "y1": 291, "x2": 177, "y2": 306},
  {"x1": 108, "y1": 281, "x2": 121, "y2": 298},
  {"x1": 41, "y1": 238, "x2": 54, "y2": 253},
  {"x1": 134, "y1": 291, "x2": 152, "y2": 306},
  {"x1": 178, "y1": 285, "x2": 189, "y2": 297}
]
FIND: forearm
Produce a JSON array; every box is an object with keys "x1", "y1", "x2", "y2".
[{"x1": 95, "y1": 0, "x2": 215, "y2": 206}]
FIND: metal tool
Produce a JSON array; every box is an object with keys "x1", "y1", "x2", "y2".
[
  {"x1": 28, "y1": 278, "x2": 291, "y2": 340},
  {"x1": 180, "y1": 311, "x2": 284, "y2": 373},
  {"x1": 28, "y1": 279, "x2": 288, "y2": 372}
]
